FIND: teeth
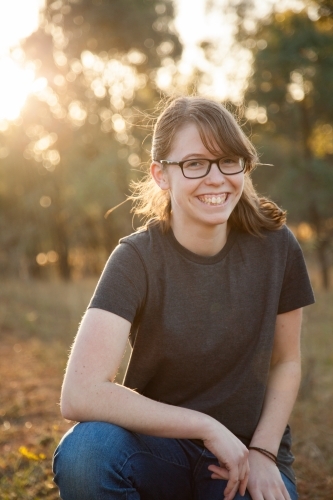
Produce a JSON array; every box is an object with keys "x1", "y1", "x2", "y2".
[{"x1": 199, "y1": 194, "x2": 227, "y2": 205}]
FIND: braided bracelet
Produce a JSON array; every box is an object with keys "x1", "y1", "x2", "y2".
[{"x1": 248, "y1": 446, "x2": 278, "y2": 465}]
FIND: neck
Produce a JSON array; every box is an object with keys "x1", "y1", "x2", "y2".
[{"x1": 170, "y1": 218, "x2": 229, "y2": 256}]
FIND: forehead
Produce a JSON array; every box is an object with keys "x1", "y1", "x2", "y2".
[{"x1": 168, "y1": 122, "x2": 223, "y2": 158}]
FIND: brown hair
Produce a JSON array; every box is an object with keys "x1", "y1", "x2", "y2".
[{"x1": 131, "y1": 96, "x2": 286, "y2": 235}]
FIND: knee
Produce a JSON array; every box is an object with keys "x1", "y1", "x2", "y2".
[{"x1": 53, "y1": 422, "x2": 133, "y2": 499}]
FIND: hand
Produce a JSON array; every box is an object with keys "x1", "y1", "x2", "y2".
[
  {"x1": 203, "y1": 421, "x2": 250, "y2": 500},
  {"x1": 246, "y1": 449, "x2": 291, "y2": 500}
]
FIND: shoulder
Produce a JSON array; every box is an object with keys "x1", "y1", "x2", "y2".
[
  {"x1": 263, "y1": 225, "x2": 298, "y2": 250},
  {"x1": 262, "y1": 225, "x2": 303, "y2": 259},
  {"x1": 235, "y1": 224, "x2": 296, "y2": 253},
  {"x1": 119, "y1": 227, "x2": 151, "y2": 248},
  {"x1": 232, "y1": 225, "x2": 305, "y2": 275},
  {"x1": 119, "y1": 223, "x2": 167, "y2": 259},
  {"x1": 100, "y1": 228, "x2": 159, "y2": 276}
]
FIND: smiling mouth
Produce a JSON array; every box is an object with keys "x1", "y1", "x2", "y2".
[{"x1": 197, "y1": 194, "x2": 228, "y2": 205}]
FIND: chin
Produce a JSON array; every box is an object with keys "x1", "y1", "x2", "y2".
[{"x1": 198, "y1": 215, "x2": 230, "y2": 227}]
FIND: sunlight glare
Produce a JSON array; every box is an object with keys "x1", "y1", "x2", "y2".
[
  {"x1": 0, "y1": 0, "x2": 44, "y2": 56},
  {"x1": 174, "y1": 0, "x2": 305, "y2": 101},
  {"x1": 0, "y1": 58, "x2": 36, "y2": 120},
  {"x1": 0, "y1": 1, "x2": 45, "y2": 121}
]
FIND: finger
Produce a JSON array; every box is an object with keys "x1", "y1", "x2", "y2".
[
  {"x1": 208, "y1": 464, "x2": 229, "y2": 480},
  {"x1": 211, "y1": 473, "x2": 227, "y2": 480},
  {"x1": 238, "y1": 462, "x2": 250, "y2": 496},
  {"x1": 223, "y1": 466, "x2": 240, "y2": 499},
  {"x1": 281, "y1": 482, "x2": 292, "y2": 500},
  {"x1": 239, "y1": 477, "x2": 248, "y2": 497},
  {"x1": 268, "y1": 478, "x2": 291, "y2": 500},
  {"x1": 224, "y1": 480, "x2": 240, "y2": 500},
  {"x1": 239, "y1": 459, "x2": 250, "y2": 480},
  {"x1": 225, "y1": 459, "x2": 250, "y2": 499}
]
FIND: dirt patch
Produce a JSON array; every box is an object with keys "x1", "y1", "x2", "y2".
[{"x1": 0, "y1": 335, "x2": 72, "y2": 499}]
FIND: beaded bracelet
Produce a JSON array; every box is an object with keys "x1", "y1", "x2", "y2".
[{"x1": 248, "y1": 446, "x2": 278, "y2": 465}]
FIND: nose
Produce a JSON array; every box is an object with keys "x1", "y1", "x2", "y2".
[{"x1": 205, "y1": 162, "x2": 226, "y2": 183}]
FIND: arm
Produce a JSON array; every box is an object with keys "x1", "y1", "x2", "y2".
[
  {"x1": 209, "y1": 308, "x2": 302, "y2": 499},
  {"x1": 61, "y1": 307, "x2": 249, "y2": 500},
  {"x1": 250, "y1": 308, "x2": 302, "y2": 453}
]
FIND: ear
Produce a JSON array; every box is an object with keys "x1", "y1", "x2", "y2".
[{"x1": 150, "y1": 161, "x2": 170, "y2": 190}]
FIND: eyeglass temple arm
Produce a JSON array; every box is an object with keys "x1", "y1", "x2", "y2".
[{"x1": 158, "y1": 160, "x2": 178, "y2": 165}]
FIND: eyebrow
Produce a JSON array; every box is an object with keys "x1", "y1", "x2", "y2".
[{"x1": 180, "y1": 153, "x2": 223, "y2": 161}]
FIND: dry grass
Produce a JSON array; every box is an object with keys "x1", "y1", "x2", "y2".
[
  {"x1": 291, "y1": 287, "x2": 333, "y2": 499},
  {"x1": 0, "y1": 277, "x2": 332, "y2": 499}
]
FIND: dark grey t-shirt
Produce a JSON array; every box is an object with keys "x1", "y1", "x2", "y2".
[{"x1": 89, "y1": 224, "x2": 314, "y2": 483}]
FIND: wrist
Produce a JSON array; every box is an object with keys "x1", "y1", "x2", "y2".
[
  {"x1": 249, "y1": 446, "x2": 278, "y2": 465},
  {"x1": 249, "y1": 434, "x2": 280, "y2": 456},
  {"x1": 197, "y1": 413, "x2": 222, "y2": 442}
]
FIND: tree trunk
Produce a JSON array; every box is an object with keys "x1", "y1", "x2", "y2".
[
  {"x1": 316, "y1": 239, "x2": 330, "y2": 290},
  {"x1": 299, "y1": 102, "x2": 331, "y2": 290},
  {"x1": 52, "y1": 164, "x2": 71, "y2": 281},
  {"x1": 55, "y1": 217, "x2": 71, "y2": 280},
  {"x1": 309, "y1": 202, "x2": 331, "y2": 290}
]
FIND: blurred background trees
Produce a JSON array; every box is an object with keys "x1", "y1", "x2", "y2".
[
  {"x1": 0, "y1": 0, "x2": 182, "y2": 279},
  {"x1": 240, "y1": 1, "x2": 333, "y2": 289},
  {"x1": 0, "y1": 0, "x2": 332, "y2": 287}
]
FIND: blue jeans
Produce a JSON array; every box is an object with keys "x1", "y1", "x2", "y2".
[{"x1": 53, "y1": 422, "x2": 298, "y2": 500}]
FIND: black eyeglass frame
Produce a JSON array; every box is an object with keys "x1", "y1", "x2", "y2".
[{"x1": 156, "y1": 157, "x2": 246, "y2": 179}]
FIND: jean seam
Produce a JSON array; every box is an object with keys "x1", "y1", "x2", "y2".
[
  {"x1": 192, "y1": 447, "x2": 209, "y2": 479},
  {"x1": 118, "y1": 450, "x2": 191, "y2": 476}
]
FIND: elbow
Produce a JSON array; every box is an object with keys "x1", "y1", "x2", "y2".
[
  {"x1": 60, "y1": 394, "x2": 77, "y2": 421},
  {"x1": 60, "y1": 385, "x2": 85, "y2": 421},
  {"x1": 60, "y1": 379, "x2": 117, "y2": 421},
  {"x1": 60, "y1": 398, "x2": 76, "y2": 421}
]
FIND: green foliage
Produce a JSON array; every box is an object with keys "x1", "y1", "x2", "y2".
[
  {"x1": 58, "y1": 0, "x2": 182, "y2": 70},
  {"x1": 242, "y1": 6, "x2": 333, "y2": 287},
  {"x1": 0, "y1": 0, "x2": 182, "y2": 279},
  {"x1": 245, "y1": 9, "x2": 333, "y2": 135}
]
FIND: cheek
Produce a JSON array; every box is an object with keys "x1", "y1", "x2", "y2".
[{"x1": 170, "y1": 178, "x2": 196, "y2": 199}]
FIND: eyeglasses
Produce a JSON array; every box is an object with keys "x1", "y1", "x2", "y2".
[{"x1": 157, "y1": 157, "x2": 245, "y2": 179}]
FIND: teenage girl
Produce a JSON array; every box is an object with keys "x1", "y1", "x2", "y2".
[{"x1": 53, "y1": 96, "x2": 314, "y2": 500}]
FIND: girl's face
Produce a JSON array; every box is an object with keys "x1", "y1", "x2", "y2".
[{"x1": 152, "y1": 122, "x2": 245, "y2": 234}]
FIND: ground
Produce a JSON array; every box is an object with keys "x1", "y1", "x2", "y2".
[{"x1": 0, "y1": 279, "x2": 332, "y2": 499}]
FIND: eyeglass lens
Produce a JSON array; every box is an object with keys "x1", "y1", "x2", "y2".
[{"x1": 182, "y1": 158, "x2": 244, "y2": 178}]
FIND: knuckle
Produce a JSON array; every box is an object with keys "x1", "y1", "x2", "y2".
[{"x1": 229, "y1": 474, "x2": 239, "y2": 484}]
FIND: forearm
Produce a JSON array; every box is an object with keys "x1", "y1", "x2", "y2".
[
  {"x1": 61, "y1": 380, "x2": 215, "y2": 441},
  {"x1": 61, "y1": 308, "x2": 216, "y2": 442},
  {"x1": 250, "y1": 359, "x2": 301, "y2": 454},
  {"x1": 62, "y1": 378, "x2": 249, "y2": 499},
  {"x1": 62, "y1": 311, "x2": 250, "y2": 499}
]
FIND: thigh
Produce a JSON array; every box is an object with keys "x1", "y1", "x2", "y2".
[
  {"x1": 192, "y1": 448, "x2": 228, "y2": 500},
  {"x1": 281, "y1": 472, "x2": 298, "y2": 500},
  {"x1": 53, "y1": 421, "x2": 197, "y2": 500}
]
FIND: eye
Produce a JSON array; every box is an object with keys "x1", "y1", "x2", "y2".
[
  {"x1": 223, "y1": 157, "x2": 237, "y2": 164},
  {"x1": 184, "y1": 159, "x2": 207, "y2": 168}
]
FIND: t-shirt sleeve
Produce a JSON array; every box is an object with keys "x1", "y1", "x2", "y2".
[
  {"x1": 278, "y1": 228, "x2": 315, "y2": 314},
  {"x1": 88, "y1": 242, "x2": 147, "y2": 324}
]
